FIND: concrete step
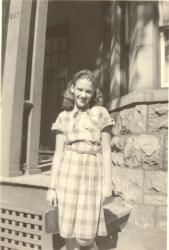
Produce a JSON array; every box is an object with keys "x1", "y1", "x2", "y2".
[{"x1": 38, "y1": 160, "x2": 52, "y2": 171}]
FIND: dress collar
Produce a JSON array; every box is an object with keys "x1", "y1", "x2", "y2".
[{"x1": 72, "y1": 107, "x2": 91, "y2": 118}]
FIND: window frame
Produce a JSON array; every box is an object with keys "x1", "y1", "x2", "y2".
[
  {"x1": 158, "y1": 1, "x2": 169, "y2": 88},
  {"x1": 159, "y1": 26, "x2": 169, "y2": 88}
]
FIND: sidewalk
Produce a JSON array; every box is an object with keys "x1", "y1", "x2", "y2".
[
  {"x1": 96, "y1": 224, "x2": 167, "y2": 250},
  {"x1": 54, "y1": 223, "x2": 167, "y2": 250}
]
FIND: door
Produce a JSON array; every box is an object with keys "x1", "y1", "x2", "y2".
[{"x1": 40, "y1": 26, "x2": 68, "y2": 160}]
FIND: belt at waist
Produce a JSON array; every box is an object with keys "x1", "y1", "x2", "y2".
[{"x1": 65, "y1": 145, "x2": 102, "y2": 156}]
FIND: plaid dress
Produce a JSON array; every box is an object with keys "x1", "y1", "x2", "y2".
[{"x1": 51, "y1": 106, "x2": 114, "y2": 239}]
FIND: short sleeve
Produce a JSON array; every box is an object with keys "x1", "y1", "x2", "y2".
[
  {"x1": 51, "y1": 112, "x2": 64, "y2": 133},
  {"x1": 100, "y1": 107, "x2": 115, "y2": 131}
]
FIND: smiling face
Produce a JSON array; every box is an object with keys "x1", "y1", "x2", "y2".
[{"x1": 71, "y1": 78, "x2": 94, "y2": 109}]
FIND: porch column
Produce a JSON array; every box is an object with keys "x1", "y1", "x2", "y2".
[
  {"x1": 25, "y1": 0, "x2": 48, "y2": 174},
  {"x1": 1, "y1": 0, "x2": 32, "y2": 177},
  {"x1": 109, "y1": 2, "x2": 122, "y2": 100},
  {"x1": 129, "y1": 2, "x2": 156, "y2": 91}
]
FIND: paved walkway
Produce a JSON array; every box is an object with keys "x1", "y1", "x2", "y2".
[
  {"x1": 53, "y1": 224, "x2": 167, "y2": 250},
  {"x1": 96, "y1": 224, "x2": 167, "y2": 250}
]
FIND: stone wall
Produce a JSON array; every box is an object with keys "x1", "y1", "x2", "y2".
[{"x1": 110, "y1": 102, "x2": 168, "y2": 230}]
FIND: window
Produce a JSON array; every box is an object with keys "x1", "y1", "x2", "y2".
[
  {"x1": 40, "y1": 27, "x2": 69, "y2": 153},
  {"x1": 159, "y1": 2, "x2": 169, "y2": 88},
  {"x1": 159, "y1": 28, "x2": 169, "y2": 88},
  {"x1": 44, "y1": 35, "x2": 68, "y2": 72}
]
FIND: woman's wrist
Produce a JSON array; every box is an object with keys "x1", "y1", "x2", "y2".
[
  {"x1": 103, "y1": 180, "x2": 112, "y2": 188},
  {"x1": 102, "y1": 185, "x2": 112, "y2": 197}
]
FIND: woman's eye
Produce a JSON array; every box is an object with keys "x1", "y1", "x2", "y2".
[
  {"x1": 77, "y1": 88, "x2": 82, "y2": 91},
  {"x1": 76, "y1": 88, "x2": 92, "y2": 94}
]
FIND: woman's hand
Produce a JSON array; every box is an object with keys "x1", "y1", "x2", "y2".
[{"x1": 47, "y1": 189, "x2": 58, "y2": 207}]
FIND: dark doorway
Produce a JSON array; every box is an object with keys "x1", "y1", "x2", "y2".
[
  {"x1": 39, "y1": 1, "x2": 110, "y2": 159},
  {"x1": 40, "y1": 25, "x2": 68, "y2": 152}
]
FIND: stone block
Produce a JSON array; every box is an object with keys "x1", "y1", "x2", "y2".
[
  {"x1": 144, "y1": 171, "x2": 167, "y2": 194},
  {"x1": 144, "y1": 194, "x2": 167, "y2": 205},
  {"x1": 112, "y1": 168, "x2": 144, "y2": 203},
  {"x1": 164, "y1": 135, "x2": 168, "y2": 170},
  {"x1": 156, "y1": 206, "x2": 167, "y2": 230},
  {"x1": 148, "y1": 103, "x2": 168, "y2": 132},
  {"x1": 127, "y1": 203, "x2": 167, "y2": 229},
  {"x1": 111, "y1": 136, "x2": 125, "y2": 150},
  {"x1": 112, "y1": 105, "x2": 147, "y2": 135},
  {"x1": 127, "y1": 203, "x2": 156, "y2": 228},
  {"x1": 157, "y1": 206, "x2": 167, "y2": 219},
  {"x1": 112, "y1": 152, "x2": 124, "y2": 167},
  {"x1": 156, "y1": 220, "x2": 167, "y2": 231},
  {"x1": 111, "y1": 136, "x2": 125, "y2": 167},
  {"x1": 124, "y1": 135, "x2": 164, "y2": 169}
]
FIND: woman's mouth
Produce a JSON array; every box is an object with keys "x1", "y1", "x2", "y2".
[{"x1": 78, "y1": 98, "x2": 86, "y2": 104}]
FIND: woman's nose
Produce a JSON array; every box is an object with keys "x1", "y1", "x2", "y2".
[{"x1": 80, "y1": 91, "x2": 87, "y2": 98}]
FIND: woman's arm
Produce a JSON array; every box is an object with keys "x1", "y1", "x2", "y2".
[
  {"x1": 101, "y1": 127, "x2": 112, "y2": 198},
  {"x1": 49, "y1": 132, "x2": 65, "y2": 189},
  {"x1": 47, "y1": 132, "x2": 65, "y2": 206}
]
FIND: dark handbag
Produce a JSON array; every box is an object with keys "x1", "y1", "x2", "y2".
[{"x1": 44, "y1": 207, "x2": 59, "y2": 234}]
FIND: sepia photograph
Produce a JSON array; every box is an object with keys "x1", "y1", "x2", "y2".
[{"x1": 1, "y1": 0, "x2": 168, "y2": 250}]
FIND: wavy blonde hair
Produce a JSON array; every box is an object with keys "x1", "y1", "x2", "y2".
[{"x1": 62, "y1": 70, "x2": 104, "y2": 110}]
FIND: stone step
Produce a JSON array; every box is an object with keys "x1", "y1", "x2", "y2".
[
  {"x1": 103, "y1": 197, "x2": 130, "y2": 234},
  {"x1": 38, "y1": 161, "x2": 52, "y2": 172}
]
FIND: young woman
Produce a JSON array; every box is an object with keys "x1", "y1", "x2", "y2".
[{"x1": 47, "y1": 70, "x2": 115, "y2": 250}]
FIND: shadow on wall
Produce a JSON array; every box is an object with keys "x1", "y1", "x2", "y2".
[
  {"x1": 94, "y1": 1, "x2": 157, "y2": 106},
  {"x1": 40, "y1": 1, "x2": 158, "y2": 152}
]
